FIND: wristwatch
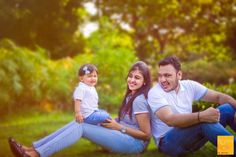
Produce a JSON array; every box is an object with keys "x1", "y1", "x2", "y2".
[{"x1": 120, "y1": 126, "x2": 127, "y2": 133}]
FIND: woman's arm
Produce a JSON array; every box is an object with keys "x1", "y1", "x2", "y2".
[
  {"x1": 129, "y1": 113, "x2": 151, "y2": 140},
  {"x1": 101, "y1": 113, "x2": 151, "y2": 141}
]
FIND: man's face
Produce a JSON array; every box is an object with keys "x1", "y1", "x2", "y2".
[{"x1": 158, "y1": 64, "x2": 182, "y2": 92}]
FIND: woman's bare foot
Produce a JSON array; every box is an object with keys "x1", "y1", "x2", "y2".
[
  {"x1": 22, "y1": 145, "x2": 34, "y2": 151},
  {"x1": 25, "y1": 149, "x2": 40, "y2": 157},
  {"x1": 21, "y1": 145, "x2": 40, "y2": 157}
]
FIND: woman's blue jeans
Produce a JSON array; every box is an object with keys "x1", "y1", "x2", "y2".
[
  {"x1": 159, "y1": 103, "x2": 236, "y2": 156},
  {"x1": 32, "y1": 121, "x2": 146, "y2": 157}
]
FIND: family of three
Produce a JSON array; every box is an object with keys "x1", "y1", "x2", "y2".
[{"x1": 8, "y1": 56, "x2": 236, "y2": 157}]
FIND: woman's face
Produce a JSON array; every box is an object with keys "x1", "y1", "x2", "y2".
[{"x1": 127, "y1": 69, "x2": 145, "y2": 94}]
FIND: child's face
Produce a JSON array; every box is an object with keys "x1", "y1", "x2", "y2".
[
  {"x1": 80, "y1": 71, "x2": 98, "y2": 87},
  {"x1": 127, "y1": 70, "x2": 144, "y2": 94}
]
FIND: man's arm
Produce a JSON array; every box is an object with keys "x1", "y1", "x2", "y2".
[
  {"x1": 156, "y1": 106, "x2": 220, "y2": 127},
  {"x1": 201, "y1": 89, "x2": 236, "y2": 108}
]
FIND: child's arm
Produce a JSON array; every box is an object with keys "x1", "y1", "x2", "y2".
[{"x1": 74, "y1": 99, "x2": 84, "y2": 123}]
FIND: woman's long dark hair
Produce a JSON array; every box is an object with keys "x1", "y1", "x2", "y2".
[{"x1": 118, "y1": 61, "x2": 151, "y2": 120}]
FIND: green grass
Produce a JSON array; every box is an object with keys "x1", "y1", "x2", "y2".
[{"x1": 0, "y1": 111, "x2": 218, "y2": 157}]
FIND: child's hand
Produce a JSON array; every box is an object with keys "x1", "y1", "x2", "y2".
[{"x1": 75, "y1": 112, "x2": 84, "y2": 123}]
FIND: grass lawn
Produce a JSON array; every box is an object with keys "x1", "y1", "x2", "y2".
[{"x1": 0, "y1": 111, "x2": 218, "y2": 157}]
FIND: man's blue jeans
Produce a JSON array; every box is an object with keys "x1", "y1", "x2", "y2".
[{"x1": 159, "y1": 103, "x2": 236, "y2": 156}]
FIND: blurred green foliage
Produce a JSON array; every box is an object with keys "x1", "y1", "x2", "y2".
[
  {"x1": 0, "y1": 1, "x2": 236, "y2": 115},
  {"x1": 88, "y1": 20, "x2": 137, "y2": 112},
  {"x1": 1, "y1": 37, "x2": 236, "y2": 115},
  {"x1": 183, "y1": 60, "x2": 236, "y2": 85},
  {"x1": 1, "y1": 0, "x2": 236, "y2": 61},
  {"x1": 0, "y1": 39, "x2": 49, "y2": 112},
  {"x1": 94, "y1": 0, "x2": 236, "y2": 62},
  {"x1": 193, "y1": 83, "x2": 236, "y2": 111},
  {"x1": 0, "y1": 0, "x2": 85, "y2": 59},
  {"x1": 0, "y1": 26, "x2": 137, "y2": 114}
]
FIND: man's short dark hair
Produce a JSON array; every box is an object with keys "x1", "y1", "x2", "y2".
[{"x1": 158, "y1": 56, "x2": 181, "y2": 71}]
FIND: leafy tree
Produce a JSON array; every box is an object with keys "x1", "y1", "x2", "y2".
[
  {"x1": 0, "y1": 35, "x2": 137, "y2": 114},
  {"x1": 0, "y1": 0, "x2": 86, "y2": 59},
  {"x1": 221, "y1": 0, "x2": 236, "y2": 58},
  {"x1": 0, "y1": 39, "x2": 91, "y2": 113},
  {"x1": 92, "y1": 0, "x2": 235, "y2": 61},
  {"x1": 0, "y1": 39, "x2": 49, "y2": 112},
  {"x1": 87, "y1": 19, "x2": 137, "y2": 111}
]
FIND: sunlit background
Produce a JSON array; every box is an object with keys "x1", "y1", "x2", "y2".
[{"x1": 0, "y1": 0, "x2": 236, "y2": 156}]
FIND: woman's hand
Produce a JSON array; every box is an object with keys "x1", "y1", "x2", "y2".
[{"x1": 101, "y1": 119, "x2": 122, "y2": 130}]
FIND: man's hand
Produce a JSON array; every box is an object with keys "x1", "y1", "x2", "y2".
[{"x1": 199, "y1": 107, "x2": 220, "y2": 123}]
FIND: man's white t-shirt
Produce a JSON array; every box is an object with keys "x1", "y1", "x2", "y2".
[
  {"x1": 73, "y1": 82, "x2": 98, "y2": 118},
  {"x1": 148, "y1": 80, "x2": 208, "y2": 146}
]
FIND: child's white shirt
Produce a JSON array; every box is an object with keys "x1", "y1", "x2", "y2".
[{"x1": 73, "y1": 82, "x2": 98, "y2": 118}]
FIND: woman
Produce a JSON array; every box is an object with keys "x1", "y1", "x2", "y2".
[{"x1": 8, "y1": 61, "x2": 152, "y2": 157}]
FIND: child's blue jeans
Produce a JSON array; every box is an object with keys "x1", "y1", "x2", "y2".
[
  {"x1": 84, "y1": 109, "x2": 110, "y2": 125},
  {"x1": 159, "y1": 103, "x2": 236, "y2": 156}
]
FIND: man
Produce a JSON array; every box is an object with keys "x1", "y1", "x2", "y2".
[{"x1": 148, "y1": 56, "x2": 236, "y2": 156}]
